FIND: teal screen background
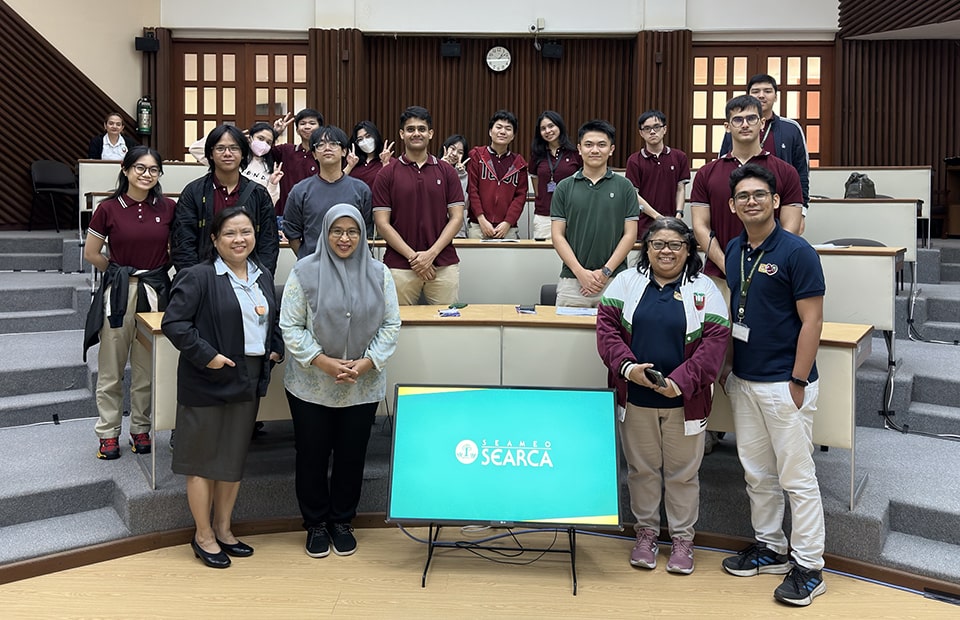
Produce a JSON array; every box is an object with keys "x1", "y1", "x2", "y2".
[{"x1": 387, "y1": 386, "x2": 620, "y2": 526}]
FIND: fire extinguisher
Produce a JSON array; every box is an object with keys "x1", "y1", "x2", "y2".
[{"x1": 136, "y1": 96, "x2": 153, "y2": 135}]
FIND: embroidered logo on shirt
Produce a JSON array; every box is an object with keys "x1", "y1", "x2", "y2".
[
  {"x1": 694, "y1": 292, "x2": 705, "y2": 309},
  {"x1": 759, "y1": 263, "x2": 779, "y2": 276},
  {"x1": 674, "y1": 290, "x2": 683, "y2": 301}
]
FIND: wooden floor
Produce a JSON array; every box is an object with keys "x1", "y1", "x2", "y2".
[{"x1": 0, "y1": 527, "x2": 955, "y2": 619}]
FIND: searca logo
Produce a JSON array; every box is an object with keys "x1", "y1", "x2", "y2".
[
  {"x1": 759, "y1": 262, "x2": 779, "y2": 276},
  {"x1": 454, "y1": 439, "x2": 554, "y2": 467}
]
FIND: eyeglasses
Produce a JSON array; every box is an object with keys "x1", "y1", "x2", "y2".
[
  {"x1": 729, "y1": 114, "x2": 761, "y2": 127},
  {"x1": 313, "y1": 140, "x2": 342, "y2": 150},
  {"x1": 649, "y1": 240, "x2": 686, "y2": 252},
  {"x1": 213, "y1": 145, "x2": 242, "y2": 154},
  {"x1": 640, "y1": 124, "x2": 665, "y2": 134},
  {"x1": 734, "y1": 190, "x2": 773, "y2": 203},
  {"x1": 329, "y1": 227, "x2": 361, "y2": 240},
  {"x1": 131, "y1": 164, "x2": 162, "y2": 177}
]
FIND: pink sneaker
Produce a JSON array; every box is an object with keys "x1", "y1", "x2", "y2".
[
  {"x1": 630, "y1": 528, "x2": 659, "y2": 569},
  {"x1": 666, "y1": 537, "x2": 695, "y2": 574}
]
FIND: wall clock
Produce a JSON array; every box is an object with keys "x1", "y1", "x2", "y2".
[{"x1": 486, "y1": 46, "x2": 511, "y2": 72}]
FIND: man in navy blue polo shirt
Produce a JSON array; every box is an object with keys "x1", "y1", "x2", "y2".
[{"x1": 720, "y1": 164, "x2": 827, "y2": 607}]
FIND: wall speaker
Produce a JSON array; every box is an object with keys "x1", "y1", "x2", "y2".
[
  {"x1": 441, "y1": 41, "x2": 461, "y2": 58},
  {"x1": 135, "y1": 37, "x2": 160, "y2": 53},
  {"x1": 541, "y1": 42, "x2": 563, "y2": 59}
]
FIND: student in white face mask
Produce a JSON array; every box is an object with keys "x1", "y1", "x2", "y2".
[
  {"x1": 189, "y1": 122, "x2": 284, "y2": 207},
  {"x1": 343, "y1": 121, "x2": 394, "y2": 191}
]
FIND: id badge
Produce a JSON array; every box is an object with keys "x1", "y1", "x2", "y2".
[
  {"x1": 546, "y1": 181, "x2": 557, "y2": 193},
  {"x1": 732, "y1": 322, "x2": 751, "y2": 342}
]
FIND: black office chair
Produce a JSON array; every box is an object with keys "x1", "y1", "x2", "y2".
[
  {"x1": 30, "y1": 160, "x2": 79, "y2": 233},
  {"x1": 540, "y1": 284, "x2": 557, "y2": 306}
]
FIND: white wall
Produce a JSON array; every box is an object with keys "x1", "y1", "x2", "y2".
[
  {"x1": 159, "y1": 0, "x2": 838, "y2": 38},
  {"x1": 7, "y1": 0, "x2": 160, "y2": 113},
  {"x1": 10, "y1": 0, "x2": 839, "y2": 112}
]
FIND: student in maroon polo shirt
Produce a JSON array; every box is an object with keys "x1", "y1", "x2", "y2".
[
  {"x1": 372, "y1": 106, "x2": 465, "y2": 305},
  {"x1": 625, "y1": 110, "x2": 691, "y2": 240},
  {"x1": 690, "y1": 95, "x2": 803, "y2": 282},
  {"x1": 271, "y1": 108, "x2": 324, "y2": 216},
  {"x1": 529, "y1": 110, "x2": 581, "y2": 240},
  {"x1": 82, "y1": 146, "x2": 176, "y2": 460},
  {"x1": 466, "y1": 110, "x2": 528, "y2": 240}
]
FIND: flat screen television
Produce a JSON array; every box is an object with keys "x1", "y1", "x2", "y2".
[{"x1": 386, "y1": 385, "x2": 621, "y2": 529}]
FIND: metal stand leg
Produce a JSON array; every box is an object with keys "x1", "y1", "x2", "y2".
[{"x1": 421, "y1": 524, "x2": 441, "y2": 588}]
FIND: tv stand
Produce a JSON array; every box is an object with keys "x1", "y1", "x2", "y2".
[{"x1": 421, "y1": 523, "x2": 580, "y2": 595}]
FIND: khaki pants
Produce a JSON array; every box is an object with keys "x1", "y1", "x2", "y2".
[
  {"x1": 466, "y1": 222, "x2": 519, "y2": 240},
  {"x1": 620, "y1": 403, "x2": 705, "y2": 539},
  {"x1": 390, "y1": 265, "x2": 460, "y2": 305},
  {"x1": 556, "y1": 277, "x2": 608, "y2": 308},
  {"x1": 94, "y1": 280, "x2": 152, "y2": 438}
]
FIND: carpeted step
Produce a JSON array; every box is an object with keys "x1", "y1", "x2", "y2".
[
  {"x1": 0, "y1": 308, "x2": 84, "y2": 334},
  {"x1": 0, "y1": 237, "x2": 63, "y2": 255},
  {"x1": 0, "y1": 253, "x2": 64, "y2": 272},
  {"x1": 0, "y1": 508, "x2": 130, "y2": 565},
  {"x1": 938, "y1": 245, "x2": 960, "y2": 265},
  {"x1": 880, "y1": 531, "x2": 960, "y2": 586},
  {"x1": 911, "y1": 321, "x2": 960, "y2": 345},
  {"x1": 941, "y1": 263, "x2": 960, "y2": 283},
  {"x1": 0, "y1": 389, "x2": 97, "y2": 428},
  {"x1": 904, "y1": 401, "x2": 960, "y2": 436}
]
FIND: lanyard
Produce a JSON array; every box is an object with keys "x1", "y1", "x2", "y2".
[
  {"x1": 547, "y1": 148, "x2": 562, "y2": 181},
  {"x1": 737, "y1": 248, "x2": 765, "y2": 323},
  {"x1": 760, "y1": 121, "x2": 773, "y2": 149}
]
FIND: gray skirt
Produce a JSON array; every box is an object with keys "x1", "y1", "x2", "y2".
[{"x1": 171, "y1": 356, "x2": 262, "y2": 482}]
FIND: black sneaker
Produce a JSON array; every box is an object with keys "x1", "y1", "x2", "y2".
[
  {"x1": 774, "y1": 565, "x2": 826, "y2": 606},
  {"x1": 305, "y1": 525, "x2": 330, "y2": 558},
  {"x1": 329, "y1": 522, "x2": 357, "y2": 556},
  {"x1": 721, "y1": 542, "x2": 791, "y2": 577}
]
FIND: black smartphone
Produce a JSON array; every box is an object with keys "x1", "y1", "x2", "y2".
[{"x1": 645, "y1": 367, "x2": 667, "y2": 388}]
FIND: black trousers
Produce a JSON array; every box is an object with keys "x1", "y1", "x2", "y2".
[{"x1": 286, "y1": 391, "x2": 378, "y2": 529}]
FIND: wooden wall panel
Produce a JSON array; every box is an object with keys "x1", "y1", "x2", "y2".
[
  {"x1": 315, "y1": 33, "x2": 641, "y2": 167},
  {"x1": 839, "y1": 0, "x2": 960, "y2": 38},
  {"x1": 635, "y1": 30, "x2": 694, "y2": 157},
  {"x1": 0, "y1": 0, "x2": 138, "y2": 230},
  {"x1": 145, "y1": 28, "x2": 173, "y2": 158},
  {"x1": 836, "y1": 39, "x2": 960, "y2": 208}
]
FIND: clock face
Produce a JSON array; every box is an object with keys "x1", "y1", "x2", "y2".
[{"x1": 486, "y1": 46, "x2": 511, "y2": 72}]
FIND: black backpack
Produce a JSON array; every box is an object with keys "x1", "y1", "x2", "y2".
[{"x1": 844, "y1": 173, "x2": 877, "y2": 199}]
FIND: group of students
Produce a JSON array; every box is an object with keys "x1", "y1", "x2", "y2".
[
  {"x1": 80, "y1": 74, "x2": 827, "y2": 606},
  {"x1": 81, "y1": 122, "x2": 400, "y2": 568}
]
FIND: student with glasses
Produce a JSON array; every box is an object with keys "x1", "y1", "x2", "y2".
[
  {"x1": 282, "y1": 125, "x2": 373, "y2": 258},
  {"x1": 625, "y1": 110, "x2": 691, "y2": 240},
  {"x1": 281, "y1": 204, "x2": 400, "y2": 559},
  {"x1": 82, "y1": 146, "x2": 176, "y2": 460},
  {"x1": 690, "y1": 95, "x2": 803, "y2": 290},
  {"x1": 171, "y1": 124, "x2": 279, "y2": 276},
  {"x1": 719, "y1": 164, "x2": 827, "y2": 606},
  {"x1": 717, "y1": 74, "x2": 810, "y2": 214},
  {"x1": 597, "y1": 217, "x2": 730, "y2": 575}
]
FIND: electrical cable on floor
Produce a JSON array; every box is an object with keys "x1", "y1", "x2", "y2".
[
  {"x1": 880, "y1": 281, "x2": 960, "y2": 441},
  {"x1": 397, "y1": 525, "x2": 947, "y2": 599}
]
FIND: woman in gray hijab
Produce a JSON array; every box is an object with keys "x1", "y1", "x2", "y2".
[{"x1": 280, "y1": 203, "x2": 401, "y2": 560}]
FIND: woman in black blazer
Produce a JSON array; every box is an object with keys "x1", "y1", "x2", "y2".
[{"x1": 162, "y1": 205, "x2": 283, "y2": 569}]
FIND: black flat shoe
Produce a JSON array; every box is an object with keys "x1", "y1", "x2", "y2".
[
  {"x1": 191, "y1": 538, "x2": 231, "y2": 568},
  {"x1": 216, "y1": 538, "x2": 254, "y2": 557}
]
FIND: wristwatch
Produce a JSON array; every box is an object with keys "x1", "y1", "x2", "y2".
[
  {"x1": 601, "y1": 266, "x2": 613, "y2": 278},
  {"x1": 790, "y1": 376, "x2": 809, "y2": 387}
]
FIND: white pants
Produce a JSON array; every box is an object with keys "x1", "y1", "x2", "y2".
[
  {"x1": 727, "y1": 375, "x2": 825, "y2": 570},
  {"x1": 556, "y1": 277, "x2": 608, "y2": 308},
  {"x1": 532, "y1": 214, "x2": 552, "y2": 240}
]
